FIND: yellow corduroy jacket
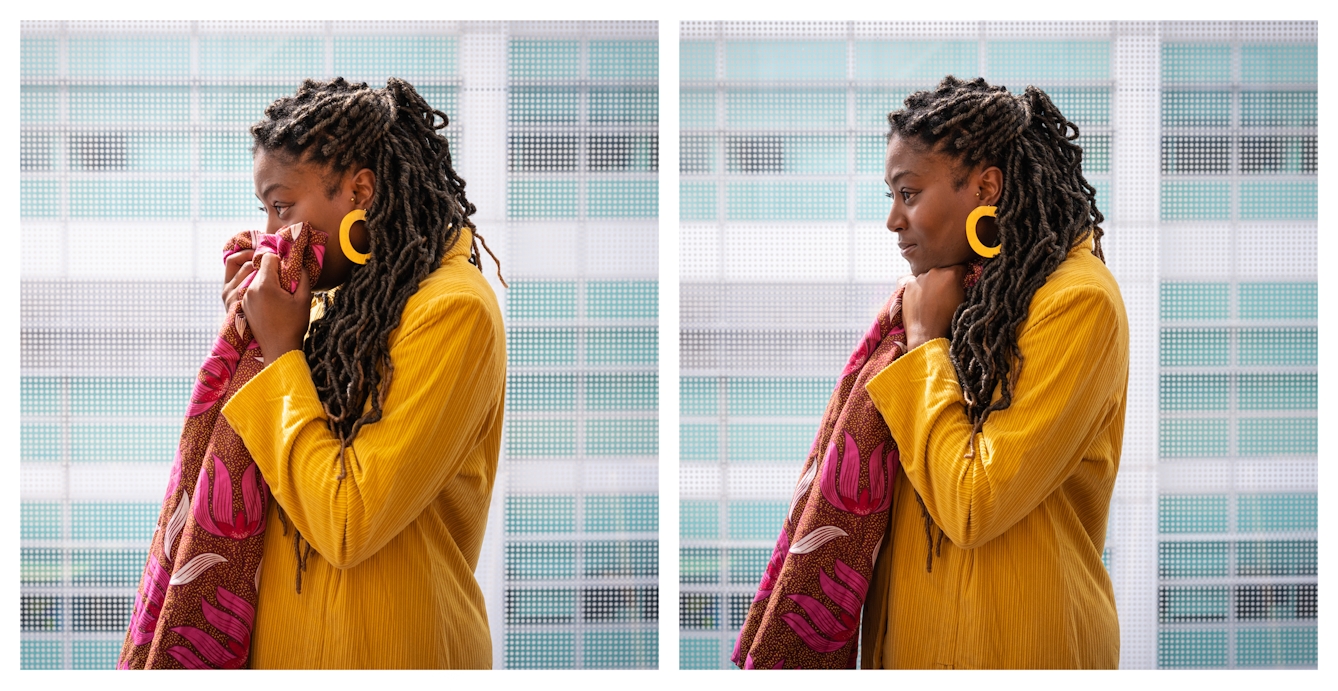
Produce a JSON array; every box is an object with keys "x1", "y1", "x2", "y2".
[
  {"x1": 859, "y1": 239, "x2": 1128, "y2": 669},
  {"x1": 222, "y1": 229, "x2": 506, "y2": 669}
]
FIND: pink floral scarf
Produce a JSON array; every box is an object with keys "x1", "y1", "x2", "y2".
[
  {"x1": 732, "y1": 266, "x2": 981, "y2": 669},
  {"x1": 118, "y1": 223, "x2": 325, "y2": 669}
]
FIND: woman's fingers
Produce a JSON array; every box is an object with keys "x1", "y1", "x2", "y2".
[
  {"x1": 222, "y1": 253, "x2": 257, "y2": 308},
  {"x1": 224, "y1": 250, "x2": 254, "y2": 283}
]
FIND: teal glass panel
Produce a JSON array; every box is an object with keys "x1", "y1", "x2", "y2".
[
  {"x1": 586, "y1": 373, "x2": 657, "y2": 411},
  {"x1": 1237, "y1": 328, "x2": 1316, "y2": 366},
  {"x1": 589, "y1": 87, "x2": 657, "y2": 124},
  {"x1": 332, "y1": 36, "x2": 458, "y2": 79},
  {"x1": 1160, "y1": 374, "x2": 1229, "y2": 411},
  {"x1": 509, "y1": 281, "x2": 577, "y2": 320},
  {"x1": 681, "y1": 424, "x2": 719, "y2": 461},
  {"x1": 21, "y1": 595, "x2": 62, "y2": 631},
  {"x1": 586, "y1": 328, "x2": 656, "y2": 366},
  {"x1": 681, "y1": 547, "x2": 721, "y2": 584},
  {"x1": 1159, "y1": 630, "x2": 1227, "y2": 668},
  {"x1": 585, "y1": 540, "x2": 657, "y2": 577},
  {"x1": 728, "y1": 423, "x2": 814, "y2": 463},
  {"x1": 1158, "y1": 495, "x2": 1228, "y2": 534},
  {"x1": 1237, "y1": 584, "x2": 1316, "y2": 621},
  {"x1": 588, "y1": 281, "x2": 656, "y2": 320},
  {"x1": 1081, "y1": 134, "x2": 1111, "y2": 173},
  {"x1": 725, "y1": 90, "x2": 845, "y2": 129},
  {"x1": 1162, "y1": 43, "x2": 1231, "y2": 83},
  {"x1": 506, "y1": 419, "x2": 576, "y2": 458},
  {"x1": 681, "y1": 90, "x2": 715, "y2": 129},
  {"x1": 1163, "y1": 91, "x2": 1231, "y2": 128},
  {"x1": 71, "y1": 549, "x2": 143, "y2": 587},
  {"x1": 21, "y1": 503, "x2": 61, "y2": 540},
  {"x1": 1239, "y1": 181, "x2": 1316, "y2": 220},
  {"x1": 727, "y1": 501, "x2": 787, "y2": 540},
  {"x1": 199, "y1": 85, "x2": 295, "y2": 124},
  {"x1": 416, "y1": 85, "x2": 459, "y2": 120},
  {"x1": 507, "y1": 588, "x2": 576, "y2": 624},
  {"x1": 588, "y1": 180, "x2": 657, "y2": 218},
  {"x1": 21, "y1": 377, "x2": 61, "y2": 416},
  {"x1": 509, "y1": 86, "x2": 579, "y2": 125},
  {"x1": 988, "y1": 40, "x2": 1110, "y2": 81},
  {"x1": 68, "y1": 37, "x2": 190, "y2": 78},
  {"x1": 70, "y1": 502, "x2": 158, "y2": 541},
  {"x1": 727, "y1": 547, "x2": 771, "y2": 584},
  {"x1": 505, "y1": 542, "x2": 576, "y2": 580},
  {"x1": 1160, "y1": 586, "x2": 1229, "y2": 622},
  {"x1": 1237, "y1": 540, "x2": 1316, "y2": 576},
  {"x1": 200, "y1": 132, "x2": 253, "y2": 172},
  {"x1": 584, "y1": 630, "x2": 657, "y2": 669},
  {"x1": 1159, "y1": 541, "x2": 1229, "y2": 578},
  {"x1": 21, "y1": 424, "x2": 60, "y2": 461},
  {"x1": 854, "y1": 41, "x2": 977, "y2": 82},
  {"x1": 856, "y1": 134, "x2": 887, "y2": 174},
  {"x1": 1241, "y1": 91, "x2": 1317, "y2": 127},
  {"x1": 20, "y1": 640, "x2": 61, "y2": 670},
  {"x1": 1237, "y1": 628, "x2": 1317, "y2": 667},
  {"x1": 507, "y1": 374, "x2": 576, "y2": 412},
  {"x1": 727, "y1": 181, "x2": 845, "y2": 221},
  {"x1": 681, "y1": 377, "x2": 718, "y2": 416},
  {"x1": 1239, "y1": 282, "x2": 1316, "y2": 321},
  {"x1": 1160, "y1": 329, "x2": 1229, "y2": 367},
  {"x1": 71, "y1": 639, "x2": 120, "y2": 670},
  {"x1": 1161, "y1": 181, "x2": 1230, "y2": 221},
  {"x1": 21, "y1": 85, "x2": 59, "y2": 124},
  {"x1": 681, "y1": 637, "x2": 725, "y2": 670},
  {"x1": 1241, "y1": 44, "x2": 1317, "y2": 83},
  {"x1": 69, "y1": 425, "x2": 177, "y2": 463},
  {"x1": 682, "y1": 40, "x2": 715, "y2": 81},
  {"x1": 511, "y1": 40, "x2": 579, "y2": 79},
  {"x1": 507, "y1": 632, "x2": 574, "y2": 669},
  {"x1": 1238, "y1": 494, "x2": 1317, "y2": 533},
  {"x1": 682, "y1": 134, "x2": 714, "y2": 174},
  {"x1": 507, "y1": 328, "x2": 576, "y2": 366},
  {"x1": 506, "y1": 496, "x2": 576, "y2": 534},
  {"x1": 1159, "y1": 419, "x2": 1228, "y2": 457},
  {"x1": 21, "y1": 36, "x2": 58, "y2": 78},
  {"x1": 586, "y1": 495, "x2": 657, "y2": 533},
  {"x1": 67, "y1": 132, "x2": 190, "y2": 172},
  {"x1": 725, "y1": 41, "x2": 846, "y2": 81},
  {"x1": 1046, "y1": 87, "x2": 1111, "y2": 127},
  {"x1": 20, "y1": 548, "x2": 61, "y2": 586},
  {"x1": 1237, "y1": 417, "x2": 1315, "y2": 456},
  {"x1": 68, "y1": 86, "x2": 191, "y2": 124},
  {"x1": 854, "y1": 89, "x2": 915, "y2": 129},
  {"x1": 681, "y1": 181, "x2": 717, "y2": 221},
  {"x1": 727, "y1": 378, "x2": 832, "y2": 416},
  {"x1": 1236, "y1": 373, "x2": 1316, "y2": 411},
  {"x1": 198, "y1": 36, "x2": 322, "y2": 79},
  {"x1": 585, "y1": 419, "x2": 657, "y2": 456},
  {"x1": 1160, "y1": 282, "x2": 1229, "y2": 321},
  {"x1": 68, "y1": 180, "x2": 190, "y2": 218},
  {"x1": 21, "y1": 180, "x2": 58, "y2": 218},
  {"x1": 589, "y1": 41, "x2": 657, "y2": 80},
  {"x1": 681, "y1": 500, "x2": 719, "y2": 540},
  {"x1": 509, "y1": 180, "x2": 578, "y2": 218},
  {"x1": 70, "y1": 595, "x2": 131, "y2": 632},
  {"x1": 723, "y1": 134, "x2": 845, "y2": 175},
  {"x1": 856, "y1": 180, "x2": 890, "y2": 221}
]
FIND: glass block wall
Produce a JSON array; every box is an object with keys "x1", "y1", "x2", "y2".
[
  {"x1": 18, "y1": 20, "x2": 658, "y2": 670},
  {"x1": 678, "y1": 21, "x2": 1315, "y2": 670}
]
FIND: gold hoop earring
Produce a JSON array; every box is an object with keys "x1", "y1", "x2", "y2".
[
  {"x1": 340, "y1": 209, "x2": 370, "y2": 265},
  {"x1": 966, "y1": 205, "x2": 1000, "y2": 258}
]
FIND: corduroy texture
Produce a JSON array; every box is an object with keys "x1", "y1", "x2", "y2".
[
  {"x1": 220, "y1": 229, "x2": 506, "y2": 669},
  {"x1": 860, "y1": 240, "x2": 1128, "y2": 669}
]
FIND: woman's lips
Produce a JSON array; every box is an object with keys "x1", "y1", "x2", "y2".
[{"x1": 899, "y1": 244, "x2": 916, "y2": 257}]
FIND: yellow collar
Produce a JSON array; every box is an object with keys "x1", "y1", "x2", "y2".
[{"x1": 444, "y1": 227, "x2": 475, "y2": 262}]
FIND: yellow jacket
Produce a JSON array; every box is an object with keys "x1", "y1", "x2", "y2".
[
  {"x1": 860, "y1": 240, "x2": 1127, "y2": 669},
  {"x1": 222, "y1": 230, "x2": 506, "y2": 669}
]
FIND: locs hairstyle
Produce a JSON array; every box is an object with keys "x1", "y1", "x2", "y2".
[
  {"x1": 887, "y1": 75, "x2": 1105, "y2": 569},
  {"x1": 251, "y1": 77, "x2": 486, "y2": 590}
]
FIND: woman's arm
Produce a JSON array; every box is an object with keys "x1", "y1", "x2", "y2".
[
  {"x1": 222, "y1": 293, "x2": 503, "y2": 569},
  {"x1": 864, "y1": 284, "x2": 1126, "y2": 549}
]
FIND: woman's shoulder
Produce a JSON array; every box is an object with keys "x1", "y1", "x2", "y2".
[
  {"x1": 1028, "y1": 237, "x2": 1128, "y2": 332},
  {"x1": 398, "y1": 233, "x2": 505, "y2": 338}
]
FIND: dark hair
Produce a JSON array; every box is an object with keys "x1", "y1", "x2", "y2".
[
  {"x1": 887, "y1": 75, "x2": 1104, "y2": 570},
  {"x1": 251, "y1": 77, "x2": 497, "y2": 590}
]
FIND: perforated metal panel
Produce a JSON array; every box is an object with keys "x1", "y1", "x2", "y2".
[
  {"x1": 19, "y1": 19, "x2": 658, "y2": 670},
  {"x1": 678, "y1": 20, "x2": 1315, "y2": 670}
]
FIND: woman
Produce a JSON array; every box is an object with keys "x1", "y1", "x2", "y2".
[
  {"x1": 857, "y1": 76, "x2": 1128, "y2": 668},
  {"x1": 225, "y1": 77, "x2": 505, "y2": 668}
]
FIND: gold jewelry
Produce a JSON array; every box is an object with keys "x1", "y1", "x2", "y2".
[
  {"x1": 966, "y1": 205, "x2": 1000, "y2": 258},
  {"x1": 339, "y1": 209, "x2": 370, "y2": 264}
]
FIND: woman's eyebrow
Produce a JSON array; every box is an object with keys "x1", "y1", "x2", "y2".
[
  {"x1": 258, "y1": 182, "x2": 289, "y2": 199},
  {"x1": 886, "y1": 170, "x2": 917, "y2": 187}
]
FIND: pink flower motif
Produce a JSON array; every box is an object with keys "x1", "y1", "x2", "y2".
[
  {"x1": 780, "y1": 559, "x2": 868, "y2": 654},
  {"x1": 192, "y1": 456, "x2": 267, "y2": 540},
  {"x1": 163, "y1": 448, "x2": 184, "y2": 502},
  {"x1": 166, "y1": 587, "x2": 255, "y2": 669},
  {"x1": 839, "y1": 318, "x2": 883, "y2": 378},
  {"x1": 752, "y1": 527, "x2": 790, "y2": 603},
  {"x1": 128, "y1": 556, "x2": 170, "y2": 646},
  {"x1": 819, "y1": 432, "x2": 894, "y2": 516},
  {"x1": 187, "y1": 336, "x2": 240, "y2": 417}
]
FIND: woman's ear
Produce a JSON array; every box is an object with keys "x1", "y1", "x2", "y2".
[
  {"x1": 977, "y1": 165, "x2": 1003, "y2": 205},
  {"x1": 352, "y1": 168, "x2": 376, "y2": 207}
]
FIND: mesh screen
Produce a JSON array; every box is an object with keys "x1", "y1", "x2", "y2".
[
  {"x1": 19, "y1": 20, "x2": 658, "y2": 670},
  {"x1": 678, "y1": 21, "x2": 1316, "y2": 670}
]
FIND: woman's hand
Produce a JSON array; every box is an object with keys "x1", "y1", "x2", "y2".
[
  {"x1": 241, "y1": 253, "x2": 312, "y2": 365},
  {"x1": 222, "y1": 250, "x2": 256, "y2": 310},
  {"x1": 903, "y1": 265, "x2": 968, "y2": 351}
]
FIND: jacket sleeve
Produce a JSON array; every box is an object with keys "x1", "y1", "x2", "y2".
[
  {"x1": 222, "y1": 293, "x2": 504, "y2": 569},
  {"x1": 863, "y1": 285, "x2": 1125, "y2": 549}
]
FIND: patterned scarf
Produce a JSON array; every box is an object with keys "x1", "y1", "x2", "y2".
[
  {"x1": 118, "y1": 223, "x2": 325, "y2": 669},
  {"x1": 732, "y1": 265, "x2": 981, "y2": 670}
]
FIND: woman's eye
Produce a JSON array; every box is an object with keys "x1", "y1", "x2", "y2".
[{"x1": 900, "y1": 190, "x2": 914, "y2": 203}]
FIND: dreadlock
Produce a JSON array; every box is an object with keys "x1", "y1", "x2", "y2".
[
  {"x1": 887, "y1": 75, "x2": 1105, "y2": 570},
  {"x1": 251, "y1": 77, "x2": 502, "y2": 592}
]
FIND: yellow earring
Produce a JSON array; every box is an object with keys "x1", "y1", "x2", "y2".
[
  {"x1": 966, "y1": 205, "x2": 1000, "y2": 258},
  {"x1": 340, "y1": 209, "x2": 370, "y2": 265}
]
